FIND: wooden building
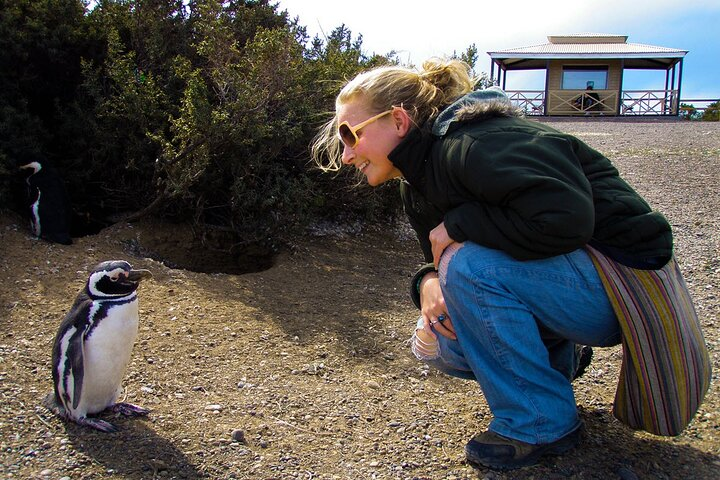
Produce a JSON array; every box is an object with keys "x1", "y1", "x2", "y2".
[{"x1": 488, "y1": 34, "x2": 687, "y2": 116}]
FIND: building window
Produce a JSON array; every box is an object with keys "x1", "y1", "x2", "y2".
[{"x1": 562, "y1": 66, "x2": 608, "y2": 89}]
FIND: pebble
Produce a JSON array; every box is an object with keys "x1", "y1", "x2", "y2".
[{"x1": 231, "y1": 429, "x2": 246, "y2": 443}]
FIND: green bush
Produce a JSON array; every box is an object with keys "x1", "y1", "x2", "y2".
[
  {"x1": 679, "y1": 103, "x2": 699, "y2": 120},
  {"x1": 701, "y1": 101, "x2": 719, "y2": 121},
  {"x1": 0, "y1": 0, "x2": 414, "y2": 248}
]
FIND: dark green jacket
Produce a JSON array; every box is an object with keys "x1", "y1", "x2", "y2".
[{"x1": 391, "y1": 91, "x2": 672, "y2": 304}]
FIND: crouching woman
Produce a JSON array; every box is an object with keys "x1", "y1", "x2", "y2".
[{"x1": 311, "y1": 58, "x2": 709, "y2": 470}]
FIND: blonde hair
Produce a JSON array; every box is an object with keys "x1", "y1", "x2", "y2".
[{"x1": 311, "y1": 58, "x2": 477, "y2": 172}]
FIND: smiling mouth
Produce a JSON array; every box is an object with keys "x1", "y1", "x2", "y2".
[{"x1": 358, "y1": 161, "x2": 369, "y2": 172}]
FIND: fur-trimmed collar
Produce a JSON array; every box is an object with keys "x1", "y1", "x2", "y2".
[
  {"x1": 431, "y1": 88, "x2": 522, "y2": 136},
  {"x1": 455, "y1": 100, "x2": 522, "y2": 122}
]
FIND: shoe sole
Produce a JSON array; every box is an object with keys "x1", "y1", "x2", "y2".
[{"x1": 466, "y1": 428, "x2": 581, "y2": 471}]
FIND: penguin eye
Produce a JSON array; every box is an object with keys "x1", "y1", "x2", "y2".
[{"x1": 109, "y1": 274, "x2": 120, "y2": 282}]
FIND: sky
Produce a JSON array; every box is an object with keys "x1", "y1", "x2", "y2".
[{"x1": 276, "y1": 0, "x2": 720, "y2": 102}]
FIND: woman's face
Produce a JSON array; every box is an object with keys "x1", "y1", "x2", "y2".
[{"x1": 336, "y1": 100, "x2": 405, "y2": 186}]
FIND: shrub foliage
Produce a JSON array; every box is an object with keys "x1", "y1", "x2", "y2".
[{"x1": 0, "y1": 0, "x2": 402, "y2": 245}]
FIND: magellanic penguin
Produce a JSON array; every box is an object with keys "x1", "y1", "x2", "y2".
[
  {"x1": 19, "y1": 157, "x2": 73, "y2": 245},
  {"x1": 44, "y1": 260, "x2": 152, "y2": 432}
]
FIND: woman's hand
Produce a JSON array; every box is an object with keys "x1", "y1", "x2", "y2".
[
  {"x1": 419, "y1": 272, "x2": 456, "y2": 340},
  {"x1": 429, "y1": 222, "x2": 455, "y2": 268}
]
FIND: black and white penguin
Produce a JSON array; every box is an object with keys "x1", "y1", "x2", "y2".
[
  {"x1": 19, "y1": 157, "x2": 73, "y2": 245},
  {"x1": 44, "y1": 260, "x2": 152, "y2": 432}
]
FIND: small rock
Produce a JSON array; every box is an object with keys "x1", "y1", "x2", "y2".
[
  {"x1": 231, "y1": 429, "x2": 246, "y2": 443},
  {"x1": 204, "y1": 404, "x2": 222, "y2": 411},
  {"x1": 367, "y1": 380, "x2": 381, "y2": 389}
]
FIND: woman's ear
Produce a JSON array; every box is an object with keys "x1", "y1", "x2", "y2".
[{"x1": 392, "y1": 107, "x2": 412, "y2": 137}]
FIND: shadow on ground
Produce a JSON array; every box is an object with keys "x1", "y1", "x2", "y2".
[{"x1": 66, "y1": 419, "x2": 201, "y2": 479}]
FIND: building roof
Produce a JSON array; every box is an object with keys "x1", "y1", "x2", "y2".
[{"x1": 488, "y1": 34, "x2": 687, "y2": 70}]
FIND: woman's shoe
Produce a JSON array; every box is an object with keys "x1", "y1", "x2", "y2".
[
  {"x1": 465, "y1": 425, "x2": 582, "y2": 470},
  {"x1": 573, "y1": 345, "x2": 594, "y2": 380}
]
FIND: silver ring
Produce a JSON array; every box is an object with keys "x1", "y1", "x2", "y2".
[{"x1": 438, "y1": 314, "x2": 446, "y2": 322}]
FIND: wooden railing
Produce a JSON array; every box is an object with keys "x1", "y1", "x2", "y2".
[
  {"x1": 621, "y1": 90, "x2": 679, "y2": 115},
  {"x1": 507, "y1": 90, "x2": 545, "y2": 115},
  {"x1": 504, "y1": 89, "x2": 683, "y2": 116},
  {"x1": 548, "y1": 90, "x2": 617, "y2": 115},
  {"x1": 678, "y1": 99, "x2": 719, "y2": 118}
]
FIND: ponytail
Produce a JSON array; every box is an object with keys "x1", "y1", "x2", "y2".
[{"x1": 416, "y1": 58, "x2": 477, "y2": 120}]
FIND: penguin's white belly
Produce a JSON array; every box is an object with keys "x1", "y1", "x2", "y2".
[
  {"x1": 30, "y1": 193, "x2": 41, "y2": 236},
  {"x1": 76, "y1": 301, "x2": 139, "y2": 415}
]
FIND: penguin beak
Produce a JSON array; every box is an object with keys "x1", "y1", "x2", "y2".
[{"x1": 127, "y1": 269, "x2": 153, "y2": 282}]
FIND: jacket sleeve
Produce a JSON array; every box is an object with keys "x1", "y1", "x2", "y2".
[{"x1": 442, "y1": 132, "x2": 595, "y2": 260}]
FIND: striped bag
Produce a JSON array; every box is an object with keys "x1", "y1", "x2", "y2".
[{"x1": 586, "y1": 246, "x2": 711, "y2": 436}]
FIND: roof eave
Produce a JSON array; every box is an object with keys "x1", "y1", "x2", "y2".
[{"x1": 488, "y1": 52, "x2": 687, "y2": 60}]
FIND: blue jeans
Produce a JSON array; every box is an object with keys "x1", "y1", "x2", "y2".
[{"x1": 426, "y1": 242, "x2": 621, "y2": 445}]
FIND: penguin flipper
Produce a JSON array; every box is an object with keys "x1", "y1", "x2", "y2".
[{"x1": 67, "y1": 330, "x2": 85, "y2": 411}]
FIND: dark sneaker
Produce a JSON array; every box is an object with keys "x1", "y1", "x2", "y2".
[
  {"x1": 465, "y1": 425, "x2": 582, "y2": 470},
  {"x1": 573, "y1": 345, "x2": 593, "y2": 381}
]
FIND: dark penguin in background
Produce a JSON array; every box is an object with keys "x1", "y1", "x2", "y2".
[
  {"x1": 43, "y1": 260, "x2": 152, "y2": 432},
  {"x1": 19, "y1": 156, "x2": 73, "y2": 245}
]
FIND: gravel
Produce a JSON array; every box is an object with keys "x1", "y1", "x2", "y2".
[{"x1": 0, "y1": 117, "x2": 718, "y2": 479}]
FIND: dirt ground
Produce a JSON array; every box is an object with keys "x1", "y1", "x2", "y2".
[{"x1": 1, "y1": 118, "x2": 719, "y2": 480}]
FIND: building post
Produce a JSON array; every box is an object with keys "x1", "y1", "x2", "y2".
[
  {"x1": 544, "y1": 60, "x2": 550, "y2": 116},
  {"x1": 675, "y1": 59, "x2": 684, "y2": 115}
]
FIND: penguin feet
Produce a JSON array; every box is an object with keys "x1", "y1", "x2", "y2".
[
  {"x1": 111, "y1": 402, "x2": 150, "y2": 417},
  {"x1": 76, "y1": 416, "x2": 119, "y2": 433},
  {"x1": 42, "y1": 392, "x2": 128, "y2": 432}
]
